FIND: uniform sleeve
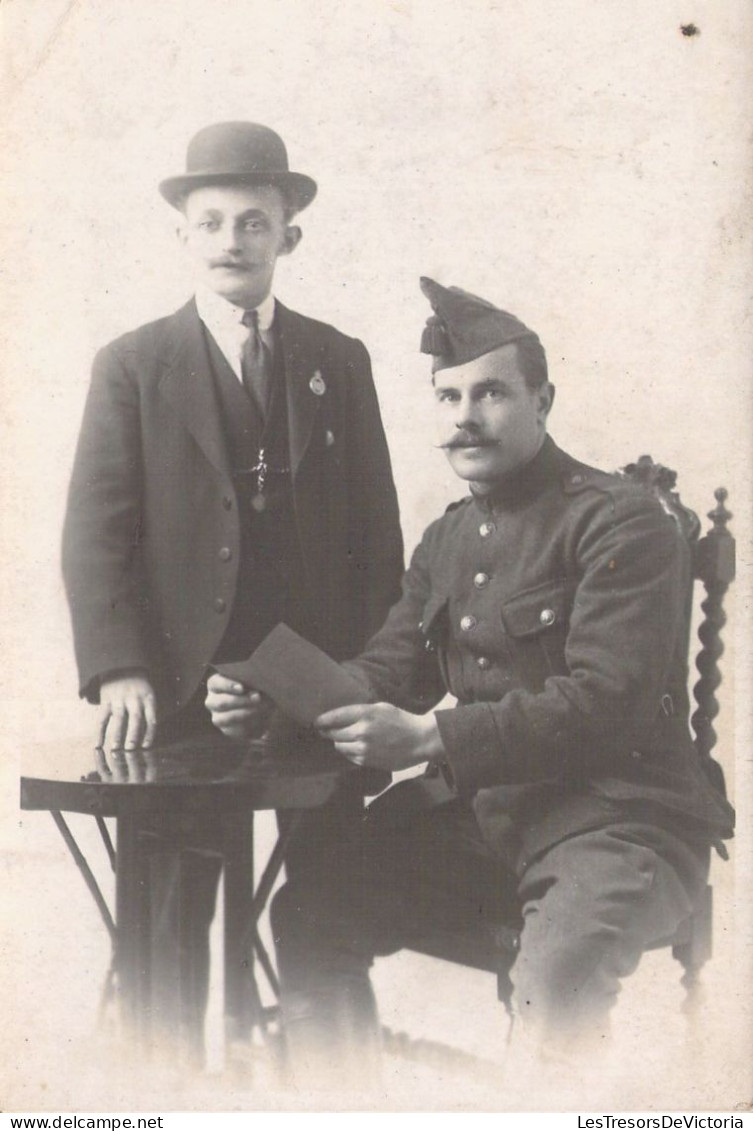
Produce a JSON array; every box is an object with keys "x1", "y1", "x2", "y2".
[
  {"x1": 342, "y1": 340, "x2": 404, "y2": 642},
  {"x1": 61, "y1": 344, "x2": 150, "y2": 702},
  {"x1": 344, "y1": 531, "x2": 447, "y2": 714},
  {"x1": 436, "y1": 490, "x2": 693, "y2": 793}
]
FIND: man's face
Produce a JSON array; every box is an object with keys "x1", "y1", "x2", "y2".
[
  {"x1": 434, "y1": 344, "x2": 553, "y2": 491},
  {"x1": 178, "y1": 183, "x2": 300, "y2": 308}
]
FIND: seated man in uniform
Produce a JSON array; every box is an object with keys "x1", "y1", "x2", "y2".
[{"x1": 206, "y1": 277, "x2": 734, "y2": 1085}]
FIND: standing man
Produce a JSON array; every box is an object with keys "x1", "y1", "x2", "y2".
[
  {"x1": 208, "y1": 278, "x2": 734, "y2": 1087},
  {"x1": 62, "y1": 122, "x2": 403, "y2": 1058}
]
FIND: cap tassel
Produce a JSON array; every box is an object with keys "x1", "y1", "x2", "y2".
[{"x1": 421, "y1": 318, "x2": 450, "y2": 356}]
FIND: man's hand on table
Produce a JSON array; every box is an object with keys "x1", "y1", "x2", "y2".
[
  {"x1": 315, "y1": 702, "x2": 445, "y2": 773},
  {"x1": 205, "y1": 672, "x2": 274, "y2": 739},
  {"x1": 98, "y1": 668, "x2": 157, "y2": 751}
]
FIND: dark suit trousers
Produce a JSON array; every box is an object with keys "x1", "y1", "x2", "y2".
[
  {"x1": 270, "y1": 796, "x2": 709, "y2": 1077},
  {"x1": 144, "y1": 690, "x2": 364, "y2": 1064}
]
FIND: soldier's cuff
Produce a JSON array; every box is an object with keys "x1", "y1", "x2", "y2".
[
  {"x1": 434, "y1": 703, "x2": 503, "y2": 795},
  {"x1": 340, "y1": 661, "x2": 381, "y2": 703}
]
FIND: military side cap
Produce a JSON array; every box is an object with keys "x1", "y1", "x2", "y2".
[
  {"x1": 420, "y1": 276, "x2": 538, "y2": 371},
  {"x1": 159, "y1": 121, "x2": 317, "y2": 212}
]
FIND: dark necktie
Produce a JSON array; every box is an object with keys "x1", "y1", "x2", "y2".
[{"x1": 241, "y1": 309, "x2": 272, "y2": 415}]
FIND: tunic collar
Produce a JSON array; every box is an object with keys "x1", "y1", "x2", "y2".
[{"x1": 471, "y1": 434, "x2": 561, "y2": 513}]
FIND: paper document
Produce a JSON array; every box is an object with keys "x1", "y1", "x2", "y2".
[{"x1": 215, "y1": 623, "x2": 370, "y2": 727}]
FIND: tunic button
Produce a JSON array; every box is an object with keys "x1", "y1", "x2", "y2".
[
  {"x1": 473, "y1": 572, "x2": 490, "y2": 589},
  {"x1": 476, "y1": 656, "x2": 491, "y2": 670},
  {"x1": 460, "y1": 615, "x2": 477, "y2": 632},
  {"x1": 213, "y1": 598, "x2": 226, "y2": 613},
  {"x1": 222, "y1": 496, "x2": 233, "y2": 510},
  {"x1": 479, "y1": 522, "x2": 496, "y2": 538},
  {"x1": 218, "y1": 547, "x2": 232, "y2": 562},
  {"x1": 571, "y1": 473, "x2": 585, "y2": 485},
  {"x1": 630, "y1": 750, "x2": 643, "y2": 761},
  {"x1": 539, "y1": 607, "x2": 556, "y2": 627}
]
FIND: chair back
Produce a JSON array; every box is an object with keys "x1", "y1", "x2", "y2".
[{"x1": 618, "y1": 456, "x2": 735, "y2": 798}]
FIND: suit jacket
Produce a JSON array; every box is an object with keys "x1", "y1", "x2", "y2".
[
  {"x1": 62, "y1": 299, "x2": 403, "y2": 717},
  {"x1": 347, "y1": 437, "x2": 734, "y2": 865}
]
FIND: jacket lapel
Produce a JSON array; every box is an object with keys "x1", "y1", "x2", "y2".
[
  {"x1": 157, "y1": 299, "x2": 231, "y2": 477},
  {"x1": 276, "y1": 302, "x2": 324, "y2": 479}
]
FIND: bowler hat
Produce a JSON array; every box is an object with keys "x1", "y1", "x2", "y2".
[{"x1": 159, "y1": 121, "x2": 317, "y2": 212}]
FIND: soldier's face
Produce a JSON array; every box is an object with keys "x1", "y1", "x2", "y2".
[
  {"x1": 434, "y1": 345, "x2": 553, "y2": 490},
  {"x1": 178, "y1": 184, "x2": 301, "y2": 308}
]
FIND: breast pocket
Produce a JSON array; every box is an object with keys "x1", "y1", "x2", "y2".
[{"x1": 500, "y1": 579, "x2": 572, "y2": 688}]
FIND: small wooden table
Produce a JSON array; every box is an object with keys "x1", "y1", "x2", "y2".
[{"x1": 20, "y1": 735, "x2": 385, "y2": 1063}]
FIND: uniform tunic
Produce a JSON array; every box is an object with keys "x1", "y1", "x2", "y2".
[{"x1": 347, "y1": 434, "x2": 733, "y2": 866}]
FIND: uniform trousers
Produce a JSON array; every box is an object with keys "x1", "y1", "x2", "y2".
[{"x1": 269, "y1": 794, "x2": 709, "y2": 1081}]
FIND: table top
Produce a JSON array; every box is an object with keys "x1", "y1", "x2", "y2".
[{"x1": 20, "y1": 733, "x2": 388, "y2": 817}]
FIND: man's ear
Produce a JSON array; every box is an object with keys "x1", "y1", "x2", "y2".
[
  {"x1": 279, "y1": 225, "x2": 302, "y2": 257},
  {"x1": 538, "y1": 382, "x2": 555, "y2": 420},
  {"x1": 176, "y1": 220, "x2": 189, "y2": 249}
]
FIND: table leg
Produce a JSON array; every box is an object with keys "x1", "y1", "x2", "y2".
[{"x1": 50, "y1": 810, "x2": 116, "y2": 941}]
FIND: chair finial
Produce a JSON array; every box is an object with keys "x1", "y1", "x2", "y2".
[{"x1": 709, "y1": 488, "x2": 732, "y2": 535}]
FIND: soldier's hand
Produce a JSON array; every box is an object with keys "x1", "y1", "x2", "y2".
[
  {"x1": 205, "y1": 672, "x2": 273, "y2": 739},
  {"x1": 315, "y1": 702, "x2": 444, "y2": 771},
  {"x1": 98, "y1": 669, "x2": 157, "y2": 753}
]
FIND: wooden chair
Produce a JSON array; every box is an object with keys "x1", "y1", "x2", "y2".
[
  {"x1": 386, "y1": 457, "x2": 735, "y2": 1046},
  {"x1": 617, "y1": 457, "x2": 735, "y2": 995}
]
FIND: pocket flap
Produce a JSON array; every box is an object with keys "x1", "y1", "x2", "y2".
[{"x1": 501, "y1": 580, "x2": 571, "y2": 638}]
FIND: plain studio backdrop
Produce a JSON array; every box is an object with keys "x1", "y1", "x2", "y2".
[{"x1": 1, "y1": 0, "x2": 751, "y2": 1113}]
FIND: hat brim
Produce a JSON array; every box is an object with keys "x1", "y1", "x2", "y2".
[{"x1": 159, "y1": 170, "x2": 317, "y2": 212}]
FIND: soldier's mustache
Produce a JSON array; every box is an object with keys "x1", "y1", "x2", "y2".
[{"x1": 439, "y1": 433, "x2": 499, "y2": 451}]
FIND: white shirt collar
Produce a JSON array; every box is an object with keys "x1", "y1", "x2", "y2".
[
  {"x1": 194, "y1": 286, "x2": 276, "y2": 380},
  {"x1": 195, "y1": 285, "x2": 276, "y2": 335}
]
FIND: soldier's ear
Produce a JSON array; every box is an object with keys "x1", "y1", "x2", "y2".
[
  {"x1": 176, "y1": 220, "x2": 189, "y2": 249},
  {"x1": 538, "y1": 382, "x2": 555, "y2": 420},
  {"x1": 279, "y1": 225, "x2": 302, "y2": 256}
]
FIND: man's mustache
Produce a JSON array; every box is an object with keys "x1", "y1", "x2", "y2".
[
  {"x1": 438, "y1": 433, "x2": 499, "y2": 451},
  {"x1": 209, "y1": 257, "x2": 248, "y2": 269}
]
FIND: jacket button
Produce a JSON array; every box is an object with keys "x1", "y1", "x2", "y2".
[
  {"x1": 630, "y1": 750, "x2": 643, "y2": 760},
  {"x1": 571, "y1": 473, "x2": 585, "y2": 485},
  {"x1": 476, "y1": 656, "x2": 491, "y2": 670},
  {"x1": 218, "y1": 547, "x2": 232, "y2": 562},
  {"x1": 222, "y1": 496, "x2": 233, "y2": 510},
  {"x1": 473, "y1": 572, "x2": 490, "y2": 589},
  {"x1": 539, "y1": 607, "x2": 556, "y2": 626},
  {"x1": 213, "y1": 597, "x2": 227, "y2": 613},
  {"x1": 479, "y1": 522, "x2": 496, "y2": 538},
  {"x1": 460, "y1": 615, "x2": 477, "y2": 632}
]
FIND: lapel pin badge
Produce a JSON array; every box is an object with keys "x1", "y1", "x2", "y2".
[{"x1": 309, "y1": 371, "x2": 326, "y2": 397}]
